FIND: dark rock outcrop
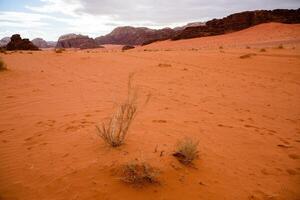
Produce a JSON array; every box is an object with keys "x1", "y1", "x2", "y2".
[
  {"x1": 56, "y1": 34, "x2": 98, "y2": 49},
  {"x1": 32, "y1": 38, "x2": 49, "y2": 48},
  {"x1": 172, "y1": 9, "x2": 300, "y2": 40},
  {"x1": 0, "y1": 37, "x2": 10, "y2": 47},
  {"x1": 6, "y1": 34, "x2": 39, "y2": 50},
  {"x1": 173, "y1": 22, "x2": 206, "y2": 31},
  {"x1": 95, "y1": 27, "x2": 175, "y2": 46}
]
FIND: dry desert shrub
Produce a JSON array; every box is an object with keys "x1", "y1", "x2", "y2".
[
  {"x1": 143, "y1": 49, "x2": 159, "y2": 52},
  {"x1": 277, "y1": 44, "x2": 284, "y2": 49},
  {"x1": 246, "y1": 46, "x2": 251, "y2": 49},
  {"x1": 0, "y1": 48, "x2": 7, "y2": 54},
  {"x1": 122, "y1": 45, "x2": 135, "y2": 51},
  {"x1": 119, "y1": 161, "x2": 159, "y2": 186},
  {"x1": 173, "y1": 138, "x2": 199, "y2": 165},
  {"x1": 239, "y1": 53, "x2": 256, "y2": 59},
  {"x1": 96, "y1": 74, "x2": 138, "y2": 147},
  {"x1": 0, "y1": 58, "x2": 7, "y2": 71},
  {"x1": 158, "y1": 63, "x2": 172, "y2": 68},
  {"x1": 260, "y1": 48, "x2": 266, "y2": 52},
  {"x1": 55, "y1": 48, "x2": 65, "y2": 53}
]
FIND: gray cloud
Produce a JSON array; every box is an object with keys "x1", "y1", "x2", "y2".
[
  {"x1": 1, "y1": 0, "x2": 299, "y2": 41},
  {"x1": 77, "y1": 0, "x2": 300, "y2": 25}
]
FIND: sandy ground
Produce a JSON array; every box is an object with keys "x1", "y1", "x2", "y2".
[{"x1": 0, "y1": 23, "x2": 300, "y2": 200}]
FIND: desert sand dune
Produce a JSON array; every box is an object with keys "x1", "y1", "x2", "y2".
[
  {"x1": 0, "y1": 23, "x2": 300, "y2": 200},
  {"x1": 142, "y1": 23, "x2": 300, "y2": 50}
]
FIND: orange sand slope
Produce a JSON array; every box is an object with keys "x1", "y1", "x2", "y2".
[
  {"x1": 142, "y1": 22, "x2": 300, "y2": 50},
  {"x1": 0, "y1": 23, "x2": 300, "y2": 200}
]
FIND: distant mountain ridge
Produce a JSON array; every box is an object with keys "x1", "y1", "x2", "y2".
[
  {"x1": 93, "y1": 8, "x2": 300, "y2": 46},
  {"x1": 95, "y1": 26, "x2": 175, "y2": 46},
  {"x1": 2, "y1": 8, "x2": 298, "y2": 49}
]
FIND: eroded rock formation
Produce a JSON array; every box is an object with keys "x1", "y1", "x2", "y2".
[
  {"x1": 56, "y1": 34, "x2": 98, "y2": 49},
  {"x1": 6, "y1": 34, "x2": 39, "y2": 50}
]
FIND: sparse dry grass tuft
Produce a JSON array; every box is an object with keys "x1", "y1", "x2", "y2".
[
  {"x1": 119, "y1": 161, "x2": 159, "y2": 186},
  {"x1": 96, "y1": 74, "x2": 138, "y2": 147},
  {"x1": 96, "y1": 101, "x2": 137, "y2": 147},
  {"x1": 239, "y1": 53, "x2": 256, "y2": 59},
  {"x1": 173, "y1": 138, "x2": 199, "y2": 165},
  {"x1": 0, "y1": 58, "x2": 7, "y2": 71}
]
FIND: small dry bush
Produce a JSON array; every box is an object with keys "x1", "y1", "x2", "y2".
[
  {"x1": 96, "y1": 74, "x2": 138, "y2": 147},
  {"x1": 260, "y1": 48, "x2": 266, "y2": 52},
  {"x1": 173, "y1": 138, "x2": 199, "y2": 165},
  {"x1": 219, "y1": 46, "x2": 223, "y2": 49},
  {"x1": 143, "y1": 49, "x2": 158, "y2": 52},
  {"x1": 122, "y1": 45, "x2": 135, "y2": 51},
  {"x1": 0, "y1": 48, "x2": 7, "y2": 54},
  {"x1": 158, "y1": 63, "x2": 172, "y2": 68},
  {"x1": 55, "y1": 48, "x2": 65, "y2": 53},
  {"x1": 0, "y1": 58, "x2": 7, "y2": 71},
  {"x1": 239, "y1": 53, "x2": 256, "y2": 59},
  {"x1": 246, "y1": 46, "x2": 251, "y2": 49},
  {"x1": 277, "y1": 44, "x2": 284, "y2": 49},
  {"x1": 119, "y1": 161, "x2": 159, "y2": 186}
]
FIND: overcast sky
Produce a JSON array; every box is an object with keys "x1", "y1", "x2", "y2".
[{"x1": 0, "y1": 0, "x2": 299, "y2": 41}]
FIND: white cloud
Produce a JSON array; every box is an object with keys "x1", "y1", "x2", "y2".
[
  {"x1": 0, "y1": 11, "x2": 50, "y2": 26},
  {"x1": 26, "y1": 0, "x2": 83, "y2": 17}
]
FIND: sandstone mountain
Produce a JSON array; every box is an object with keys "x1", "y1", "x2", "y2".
[
  {"x1": 95, "y1": 27, "x2": 175, "y2": 46},
  {"x1": 31, "y1": 38, "x2": 49, "y2": 48},
  {"x1": 172, "y1": 9, "x2": 300, "y2": 40},
  {"x1": 6, "y1": 34, "x2": 39, "y2": 50},
  {"x1": 0, "y1": 37, "x2": 11, "y2": 47},
  {"x1": 56, "y1": 34, "x2": 98, "y2": 49}
]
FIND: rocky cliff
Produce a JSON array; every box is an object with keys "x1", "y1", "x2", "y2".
[{"x1": 172, "y1": 9, "x2": 300, "y2": 40}]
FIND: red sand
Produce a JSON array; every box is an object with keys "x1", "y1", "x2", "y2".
[{"x1": 0, "y1": 23, "x2": 300, "y2": 200}]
